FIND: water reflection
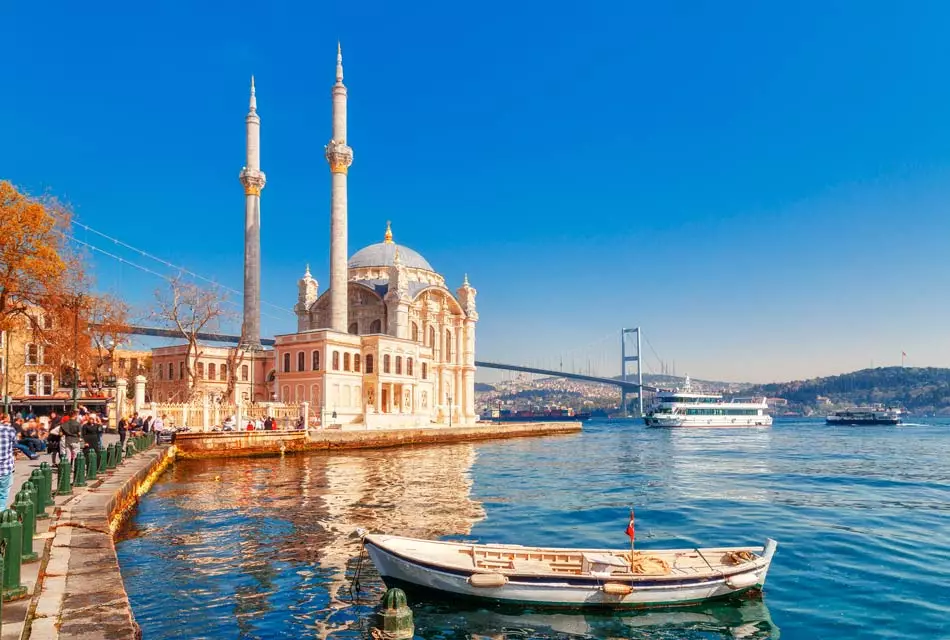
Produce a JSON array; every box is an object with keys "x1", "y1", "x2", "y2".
[{"x1": 410, "y1": 596, "x2": 779, "y2": 639}]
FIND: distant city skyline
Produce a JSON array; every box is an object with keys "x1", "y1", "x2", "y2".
[{"x1": 3, "y1": 1, "x2": 949, "y2": 383}]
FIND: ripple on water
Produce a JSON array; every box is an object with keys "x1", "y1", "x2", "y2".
[{"x1": 116, "y1": 419, "x2": 950, "y2": 639}]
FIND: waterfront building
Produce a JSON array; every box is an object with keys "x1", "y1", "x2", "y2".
[
  {"x1": 276, "y1": 45, "x2": 479, "y2": 427},
  {"x1": 149, "y1": 344, "x2": 272, "y2": 404}
]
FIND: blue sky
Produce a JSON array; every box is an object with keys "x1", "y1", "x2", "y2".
[{"x1": 3, "y1": 0, "x2": 950, "y2": 383}]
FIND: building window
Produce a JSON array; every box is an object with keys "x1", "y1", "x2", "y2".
[
  {"x1": 332, "y1": 351, "x2": 340, "y2": 371},
  {"x1": 283, "y1": 352, "x2": 291, "y2": 373},
  {"x1": 26, "y1": 343, "x2": 39, "y2": 365},
  {"x1": 242, "y1": 364, "x2": 249, "y2": 381},
  {"x1": 220, "y1": 363, "x2": 228, "y2": 381},
  {"x1": 343, "y1": 353, "x2": 351, "y2": 371},
  {"x1": 0, "y1": 356, "x2": 4, "y2": 375},
  {"x1": 208, "y1": 363, "x2": 216, "y2": 380},
  {"x1": 445, "y1": 330, "x2": 453, "y2": 363},
  {"x1": 395, "y1": 356, "x2": 402, "y2": 375},
  {"x1": 282, "y1": 385, "x2": 290, "y2": 402},
  {"x1": 383, "y1": 354, "x2": 391, "y2": 374},
  {"x1": 297, "y1": 351, "x2": 305, "y2": 372},
  {"x1": 354, "y1": 354, "x2": 361, "y2": 372},
  {"x1": 0, "y1": 330, "x2": 4, "y2": 349},
  {"x1": 407, "y1": 358, "x2": 413, "y2": 377},
  {"x1": 131, "y1": 358, "x2": 139, "y2": 373},
  {"x1": 168, "y1": 363, "x2": 174, "y2": 380},
  {"x1": 43, "y1": 315, "x2": 53, "y2": 330},
  {"x1": 348, "y1": 322, "x2": 358, "y2": 335},
  {"x1": 42, "y1": 374, "x2": 53, "y2": 396},
  {"x1": 26, "y1": 374, "x2": 38, "y2": 395},
  {"x1": 412, "y1": 322, "x2": 419, "y2": 342},
  {"x1": 197, "y1": 362, "x2": 204, "y2": 379},
  {"x1": 312, "y1": 350, "x2": 320, "y2": 371},
  {"x1": 428, "y1": 327, "x2": 435, "y2": 348},
  {"x1": 119, "y1": 358, "x2": 128, "y2": 371},
  {"x1": 365, "y1": 354, "x2": 374, "y2": 374},
  {"x1": 158, "y1": 364, "x2": 164, "y2": 380},
  {"x1": 422, "y1": 362, "x2": 427, "y2": 380},
  {"x1": 179, "y1": 361, "x2": 185, "y2": 379},
  {"x1": 370, "y1": 319, "x2": 381, "y2": 334}
]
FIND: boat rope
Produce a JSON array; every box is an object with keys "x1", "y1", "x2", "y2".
[{"x1": 350, "y1": 541, "x2": 367, "y2": 598}]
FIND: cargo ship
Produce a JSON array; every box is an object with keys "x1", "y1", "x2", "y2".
[{"x1": 480, "y1": 408, "x2": 592, "y2": 422}]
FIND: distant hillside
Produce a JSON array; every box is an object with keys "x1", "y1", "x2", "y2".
[
  {"x1": 474, "y1": 383, "x2": 495, "y2": 392},
  {"x1": 745, "y1": 367, "x2": 950, "y2": 414}
]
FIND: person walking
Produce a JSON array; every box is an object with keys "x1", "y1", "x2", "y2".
[
  {"x1": 82, "y1": 417, "x2": 102, "y2": 454},
  {"x1": 0, "y1": 414, "x2": 17, "y2": 509},
  {"x1": 118, "y1": 415, "x2": 129, "y2": 448},
  {"x1": 47, "y1": 421, "x2": 62, "y2": 465},
  {"x1": 61, "y1": 410, "x2": 83, "y2": 463}
]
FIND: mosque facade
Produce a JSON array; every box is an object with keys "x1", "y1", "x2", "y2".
[{"x1": 273, "y1": 46, "x2": 479, "y2": 427}]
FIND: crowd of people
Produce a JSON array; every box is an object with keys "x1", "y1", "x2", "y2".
[
  {"x1": 218, "y1": 415, "x2": 305, "y2": 431},
  {"x1": 0, "y1": 406, "x2": 163, "y2": 507}
]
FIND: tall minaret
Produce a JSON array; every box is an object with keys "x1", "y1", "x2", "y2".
[
  {"x1": 325, "y1": 42, "x2": 353, "y2": 333},
  {"x1": 240, "y1": 76, "x2": 266, "y2": 348}
]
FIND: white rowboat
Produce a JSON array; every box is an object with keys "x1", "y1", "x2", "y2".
[{"x1": 363, "y1": 534, "x2": 778, "y2": 609}]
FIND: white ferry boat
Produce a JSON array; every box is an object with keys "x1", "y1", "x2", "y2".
[{"x1": 643, "y1": 376, "x2": 772, "y2": 428}]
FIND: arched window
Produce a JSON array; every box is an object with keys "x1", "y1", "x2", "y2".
[
  {"x1": 332, "y1": 351, "x2": 340, "y2": 370},
  {"x1": 158, "y1": 364, "x2": 164, "y2": 380},
  {"x1": 365, "y1": 354, "x2": 374, "y2": 374},
  {"x1": 343, "y1": 353, "x2": 351, "y2": 371},
  {"x1": 370, "y1": 319, "x2": 382, "y2": 334},
  {"x1": 422, "y1": 362, "x2": 427, "y2": 380},
  {"x1": 348, "y1": 322, "x2": 358, "y2": 335},
  {"x1": 395, "y1": 356, "x2": 402, "y2": 375},
  {"x1": 168, "y1": 363, "x2": 174, "y2": 380},
  {"x1": 412, "y1": 323, "x2": 419, "y2": 342},
  {"x1": 296, "y1": 384, "x2": 304, "y2": 401},
  {"x1": 197, "y1": 362, "x2": 204, "y2": 379},
  {"x1": 220, "y1": 363, "x2": 228, "y2": 381},
  {"x1": 242, "y1": 364, "x2": 249, "y2": 381},
  {"x1": 158, "y1": 392, "x2": 164, "y2": 402},
  {"x1": 354, "y1": 353, "x2": 361, "y2": 372},
  {"x1": 407, "y1": 358, "x2": 413, "y2": 377},
  {"x1": 312, "y1": 350, "x2": 320, "y2": 371},
  {"x1": 297, "y1": 351, "x2": 305, "y2": 372},
  {"x1": 281, "y1": 385, "x2": 290, "y2": 402},
  {"x1": 179, "y1": 361, "x2": 185, "y2": 379},
  {"x1": 208, "y1": 363, "x2": 216, "y2": 380},
  {"x1": 445, "y1": 330, "x2": 453, "y2": 363},
  {"x1": 383, "y1": 354, "x2": 391, "y2": 374},
  {"x1": 428, "y1": 327, "x2": 435, "y2": 348}
]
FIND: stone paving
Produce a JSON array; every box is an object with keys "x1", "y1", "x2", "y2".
[{"x1": 1, "y1": 439, "x2": 169, "y2": 640}]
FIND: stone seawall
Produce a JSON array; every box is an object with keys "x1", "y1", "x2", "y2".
[
  {"x1": 27, "y1": 447, "x2": 173, "y2": 640},
  {"x1": 174, "y1": 421, "x2": 582, "y2": 458}
]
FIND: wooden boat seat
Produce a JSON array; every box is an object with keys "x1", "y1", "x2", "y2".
[{"x1": 510, "y1": 559, "x2": 554, "y2": 574}]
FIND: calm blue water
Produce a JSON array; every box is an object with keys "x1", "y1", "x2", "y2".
[{"x1": 116, "y1": 418, "x2": 950, "y2": 639}]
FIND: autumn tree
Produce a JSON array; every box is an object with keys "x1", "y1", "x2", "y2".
[
  {"x1": 0, "y1": 180, "x2": 70, "y2": 335},
  {"x1": 151, "y1": 275, "x2": 233, "y2": 400},
  {"x1": 86, "y1": 294, "x2": 132, "y2": 386}
]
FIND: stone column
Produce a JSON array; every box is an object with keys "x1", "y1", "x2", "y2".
[
  {"x1": 115, "y1": 378, "x2": 128, "y2": 421},
  {"x1": 133, "y1": 375, "x2": 147, "y2": 413},
  {"x1": 240, "y1": 77, "x2": 266, "y2": 348},
  {"x1": 202, "y1": 394, "x2": 210, "y2": 431},
  {"x1": 326, "y1": 45, "x2": 353, "y2": 334},
  {"x1": 301, "y1": 401, "x2": 309, "y2": 429}
]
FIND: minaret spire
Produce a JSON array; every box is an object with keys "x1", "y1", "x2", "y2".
[
  {"x1": 240, "y1": 75, "x2": 266, "y2": 349},
  {"x1": 326, "y1": 43, "x2": 354, "y2": 333}
]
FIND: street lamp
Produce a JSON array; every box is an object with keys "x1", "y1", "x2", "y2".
[{"x1": 71, "y1": 292, "x2": 84, "y2": 411}]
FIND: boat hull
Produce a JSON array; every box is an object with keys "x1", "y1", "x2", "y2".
[
  {"x1": 364, "y1": 537, "x2": 776, "y2": 610},
  {"x1": 826, "y1": 418, "x2": 900, "y2": 426},
  {"x1": 644, "y1": 416, "x2": 772, "y2": 428}
]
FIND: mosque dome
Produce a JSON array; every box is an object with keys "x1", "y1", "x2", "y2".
[{"x1": 348, "y1": 222, "x2": 435, "y2": 272}]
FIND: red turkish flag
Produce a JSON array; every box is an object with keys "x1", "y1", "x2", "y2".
[{"x1": 625, "y1": 509, "x2": 635, "y2": 540}]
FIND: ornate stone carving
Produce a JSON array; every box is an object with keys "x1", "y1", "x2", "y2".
[
  {"x1": 325, "y1": 139, "x2": 354, "y2": 174},
  {"x1": 404, "y1": 389, "x2": 411, "y2": 409},
  {"x1": 420, "y1": 391, "x2": 427, "y2": 409},
  {"x1": 367, "y1": 386, "x2": 376, "y2": 407},
  {"x1": 240, "y1": 168, "x2": 266, "y2": 195}
]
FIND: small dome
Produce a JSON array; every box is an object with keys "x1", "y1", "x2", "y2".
[{"x1": 348, "y1": 242, "x2": 434, "y2": 272}]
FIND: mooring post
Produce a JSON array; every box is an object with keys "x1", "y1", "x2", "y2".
[
  {"x1": 57, "y1": 458, "x2": 72, "y2": 496},
  {"x1": 0, "y1": 509, "x2": 27, "y2": 600},
  {"x1": 29, "y1": 470, "x2": 49, "y2": 520},
  {"x1": 98, "y1": 445, "x2": 108, "y2": 474},
  {"x1": 115, "y1": 441, "x2": 123, "y2": 465},
  {"x1": 126, "y1": 441, "x2": 135, "y2": 458},
  {"x1": 73, "y1": 451, "x2": 87, "y2": 487},
  {"x1": 13, "y1": 491, "x2": 37, "y2": 564},
  {"x1": 39, "y1": 463, "x2": 54, "y2": 508},
  {"x1": 106, "y1": 444, "x2": 117, "y2": 470},
  {"x1": 374, "y1": 588, "x2": 414, "y2": 639},
  {"x1": 86, "y1": 448, "x2": 98, "y2": 481}
]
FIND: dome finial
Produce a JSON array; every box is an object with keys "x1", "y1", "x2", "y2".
[
  {"x1": 384, "y1": 220, "x2": 393, "y2": 244},
  {"x1": 463, "y1": 273, "x2": 469, "y2": 286},
  {"x1": 305, "y1": 263, "x2": 311, "y2": 277}
]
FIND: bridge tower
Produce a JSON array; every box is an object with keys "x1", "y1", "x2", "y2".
[{"x1": 621, "y1": 327, "x2": 643, "y2": 416}]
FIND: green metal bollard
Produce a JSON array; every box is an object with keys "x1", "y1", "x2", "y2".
[
  {"x1": 106, "y1": 444, "x2": 117, "y2": 470},
  {"x1": 0, "y1": 539, "x2": 5, "y2": 621},
  {"x1": 115, "y1": 441, "x2": 123, "y2": 465},
  {"x1": 374, "y1": 588, "x2": 414, "y2": 639},
  {"x1": 29, "y1": 470, "x2": 49, "y2": 520},
  {"x1": 56, "y1": 458, "x2": 72, "y2": 496},
  {"x1": 0, "y1": 510, "x2": 27, "y2": 600},
  {"x1": 39, "y1": 462, "x2": 54, "y2": 507},
  {"x1": 73, "y1": 451, "x2": 87, "y2": 487},
  {"x1": 97, "y1": 445, "x2": 108, "y2": 474},
  {"x1": 86, "y1": 448, "x2": 98, "y2": 481},
  {"x1": 126, "y1": 441, "x2": 135, "y2": 458},
  {"x1": 13, "y1": 492, "x2": 37, "y2": 563}
]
